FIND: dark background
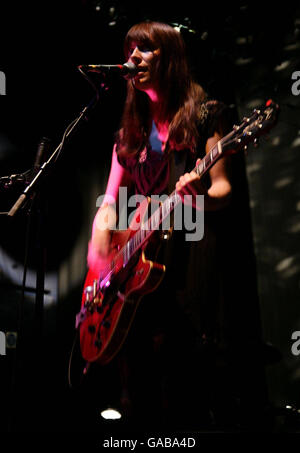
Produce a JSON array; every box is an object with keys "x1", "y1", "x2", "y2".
[{"x1": 0, "y1": 0, "x2": 300, "y2": 436}]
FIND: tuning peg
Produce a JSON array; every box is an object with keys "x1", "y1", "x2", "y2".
[{"x1": 254, "y1": 138, "x2": 259, "y2": 148}]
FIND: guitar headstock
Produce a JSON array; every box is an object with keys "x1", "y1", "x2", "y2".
[{"x1": 222, "y1": 99, "x2": 280, "y2": 155}]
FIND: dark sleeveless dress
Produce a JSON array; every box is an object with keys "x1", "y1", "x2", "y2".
[{"x1": 116, "y1": 101, "x2": 230, "y2": 341}]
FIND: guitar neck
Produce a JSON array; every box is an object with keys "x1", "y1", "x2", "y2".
[
  {"x1": 195, "y1": 140, "x2": 223, "y2": 177},
  {"x1": 122, "y1": 140, "x2": 223, "y2": 264},
  {"x1": 99, "y1": 99, "x2": 280, "y2": 286},
  {"x1": 98, "y1": 140, "x2": 225, "y2": 286}
]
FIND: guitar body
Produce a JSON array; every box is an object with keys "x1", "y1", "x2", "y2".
[{"x1": 79, "y1": 198, "x2": 166, "y2": 365}]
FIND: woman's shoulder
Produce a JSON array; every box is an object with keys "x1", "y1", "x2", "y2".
[
  {"x1": 204, "y1": 98, "x2": 229, "y2": 116},
  {"x1": 200, "y1": 98, "x2": 233, "y2": 137}
]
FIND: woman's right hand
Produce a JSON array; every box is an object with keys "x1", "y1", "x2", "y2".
[{"x1": 87, "y1": 204, "x2": 117, "y2": 273}]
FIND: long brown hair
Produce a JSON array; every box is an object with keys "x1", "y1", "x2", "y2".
[{"x1": 118, "y1": 21, "x2": 206, "y2": 155}]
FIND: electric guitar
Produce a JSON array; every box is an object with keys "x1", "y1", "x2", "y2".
[{"x1": 75, "y1": 100, "x2": 279, "y2": 365}]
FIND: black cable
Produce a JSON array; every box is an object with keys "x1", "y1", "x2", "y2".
[{"x1": 67, "y1": 330, "x2": 90, "y2": 389}]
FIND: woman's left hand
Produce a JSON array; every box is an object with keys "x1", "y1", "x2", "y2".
[{"x1": 175, "y1": 159, "x2": 207, "y2": 210}]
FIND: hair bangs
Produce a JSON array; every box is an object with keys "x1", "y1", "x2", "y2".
[{"x1": 124, "y1": 22, "x2": 158, "y2": 58}]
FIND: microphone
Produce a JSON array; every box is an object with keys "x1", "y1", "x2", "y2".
[
  {"x1": 0, "y1": 138, "x2": 52, "y2": 190},
  {"x1": 34, "y1": 137, "x2": 51, "y2": 169},
  {"x1": 78, "y1": 61, "x2": 138, "y2": 79}
]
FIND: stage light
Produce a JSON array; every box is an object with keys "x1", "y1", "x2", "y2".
[
  {"x1": 170, "y1": 22, "x2": 196, "y2": 35},
  {"x1": 100, "y1": 407, "x2": 122, "y2": 420}
]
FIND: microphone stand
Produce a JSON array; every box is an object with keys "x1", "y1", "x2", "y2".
[
  {"x1": 7, "y1": 94, "x2": 99, "y2": 334},
  {"x1": 2, "y1": 69, "x2": 103, "y2": 430}
]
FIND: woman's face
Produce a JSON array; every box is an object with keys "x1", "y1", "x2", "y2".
[{"x1": 127, "y1": 40, "x2": 161, "y2": 95}]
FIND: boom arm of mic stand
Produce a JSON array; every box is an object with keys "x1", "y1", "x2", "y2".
[{"x1": 7, "y1": 96, "x2": 98, "y2": 217}]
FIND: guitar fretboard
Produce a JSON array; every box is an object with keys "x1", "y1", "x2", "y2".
[
  {"x1": 99, "y1": 141, "x2": 223, "y2": 287},
  {"x1": 196, "y1": 142, "x2": 222, "y2": 177}
]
